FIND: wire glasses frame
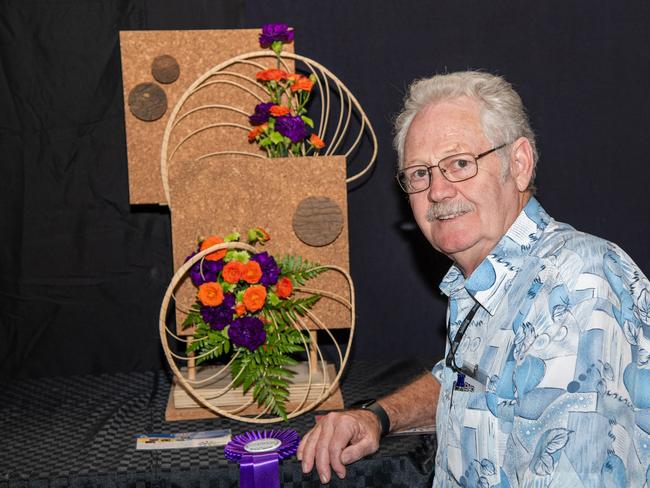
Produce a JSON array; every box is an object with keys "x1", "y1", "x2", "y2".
[{"x1": 396, "y1": 143, "x2": 507, "y2": 194}]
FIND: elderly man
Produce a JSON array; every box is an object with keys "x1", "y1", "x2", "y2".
[{"x1": 297, "y1": 71, "x2": 650, "y2": 487}]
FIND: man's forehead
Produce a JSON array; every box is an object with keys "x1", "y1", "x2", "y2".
[{"x1": 404, "y1": 102, "x2": 485, "y2": 160}]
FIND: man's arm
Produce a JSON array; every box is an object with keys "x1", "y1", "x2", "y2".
[{"x1": 297, "y1": 372, "x2": 440, "y2": 484}]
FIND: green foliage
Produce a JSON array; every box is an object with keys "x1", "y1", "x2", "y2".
[
  {"x1": 225, "y1": 250, "x2": 250, "y2": 263},
  {"x1": 279, "y1": 255, "x2": 327, "y2": 285},
  {"x1": 184, "y1": 311, "x2": 232, "y2": 366},
  {"x1": 230, "y1": 327, "x2": 308, "y2": 419},
  {"x1": 263, "y1": 295, "x2": 321, "y2": 328},
  {"x1": 181, "y1": 304, "x2": 202, "y2": 330},
  {"x1": 224, "y1": 232, "x2": 240, "y2": 242}
]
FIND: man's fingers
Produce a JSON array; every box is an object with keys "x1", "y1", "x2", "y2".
[
  {"x1": 340, "y1": 440, "x2": 373, "y2": 465},
  {"x1": 327, "y1": 423, "x2": 355, "y2": 479},
  {"x1": 296, "y1": 426, "x2": 313, "y2": 461},
  {"x1": 298, "y1": 425, "x2": 319, "y2": 472},
  {"x1": 313, "y1": 419, "x2": 337, "y2": 483}
]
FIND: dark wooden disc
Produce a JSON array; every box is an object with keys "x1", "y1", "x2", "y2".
[
  {"x1": 151, "y1": 54, "x2": 180, "y2": 84},
  {"x1": 128, "y1": 82, "x2": 167, "y2": 121},
  {"x1": 292, "y1": 196, "x2": 344, "y2": 247}
]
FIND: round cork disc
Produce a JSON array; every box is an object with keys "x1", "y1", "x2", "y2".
[
  {"x1": 151, "y1": 54, "x2": 180, "y2": 84},
  {"x1": 292, "y1": 196, "x2": 344, "y2": 247},
  {"x1": 128, "y1": 82, "x2": 167, "y2": 121}
]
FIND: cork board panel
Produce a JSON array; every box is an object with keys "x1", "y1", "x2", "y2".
[
  {"x1": 119, "y1": 29, "x2": 295, "y2": 204},
  {"x1": 169, "y1": 156, "x2": 350, "y2": 334}
]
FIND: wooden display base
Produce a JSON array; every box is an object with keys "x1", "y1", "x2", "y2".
[{"x1": 165, "y1": 362, "x2": 344, "y2": 421}]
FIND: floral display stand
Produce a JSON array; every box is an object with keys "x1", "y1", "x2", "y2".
[{"x1": 119, "y1": 27, "x2": 376, "y2": 422}]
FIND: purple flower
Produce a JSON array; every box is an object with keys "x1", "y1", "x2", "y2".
[
  {"x1": 200, "y1": 293, "x2": 235, "y2": 330},
  {"x1": 251, "y1": 252, "x2": 280, "y2": 285},
  {"x1": 186, "y1": 252, "x2": 224, "y2": 286},
  {"x1": 275, "y1": 115, "x2": 309, "y2": 143},
  {"x1": 259, "y1": 24, "x2": 294, "y2": 48},
  {"x1": 228, "y1": 316, "x2": 267, "y2": 351},
  {"x1": 249, "y1": 102, "x2": 274, "y2": 126}
]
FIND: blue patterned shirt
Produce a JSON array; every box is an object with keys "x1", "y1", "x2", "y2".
[{"x1": 431, "y1": 197, "x2": 650, "y2": 487}]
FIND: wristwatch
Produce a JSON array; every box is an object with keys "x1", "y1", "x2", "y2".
[{"x1": 357, "y1": 399, "x2": 390, "y2": 437}]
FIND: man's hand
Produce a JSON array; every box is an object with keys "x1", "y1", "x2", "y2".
[
  {"x1": 297, "y1": 409, "x2": 381, "y2": 484},
  {"x1": 297, "y1": 373, "x2": 439, "y2": 484}
]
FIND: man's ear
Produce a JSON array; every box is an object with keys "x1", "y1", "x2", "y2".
[{"x1": 509, "y1": 137, "x2": 535, "y2": 192}]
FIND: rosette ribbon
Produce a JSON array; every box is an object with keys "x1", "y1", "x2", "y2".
[{"x1": 224, "y1": 429, "x2": 300, "y2": 488}]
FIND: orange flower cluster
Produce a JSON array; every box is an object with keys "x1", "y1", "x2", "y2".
[
  {"x1": 309, "y1": 133, "x2": 325, "y2": 149},
  {"x1": 248, "y1": 123, "x2": 267, "y2": 142},
  {"x1": 256, "y1": 69, "x2": 288, "y2": 82},
  {"x1": 269, "y1": 105, "x2": 290, "y2": 117},
  {"x1": 221, "y1": 260, "x2": 263, "y2": 285},
  {"x1": 289, "y1": 74, "x2": 314, "y2": 92},
  {"x1": 243, "y1": 285, "x2": 267, "y2": 312},
  {"x1": 200, "y1": 236, "x2": 226, "y2": 261},
  {"x1": 276, "y1": 277, "x2": 293, "y2": 298},
  {"x1": 198, "y1": 282, "x2": 223, "y2": 306}
]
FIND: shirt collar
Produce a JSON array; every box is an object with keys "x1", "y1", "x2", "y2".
[{"x1": 439, "y1": 197, "x2": 550, "y2": 315}]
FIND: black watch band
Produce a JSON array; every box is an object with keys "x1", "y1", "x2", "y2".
[{"x1": 358, "y1": 399, "x2": 390, "y2": 437}]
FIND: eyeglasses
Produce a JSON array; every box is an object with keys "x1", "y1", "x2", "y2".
[{"x1": 396, "y1": 144, "x2": 506, "y2": 194}]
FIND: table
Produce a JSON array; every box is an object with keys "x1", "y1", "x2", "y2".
[{"x1": 0, "y1": 360, "x2": 435, "y2": 487}]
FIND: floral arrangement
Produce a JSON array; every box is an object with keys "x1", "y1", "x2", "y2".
[
  {"x1": 247, "y1": 24, "x2": 325, "y2": 158},
  {"x1": 182, "y1": 227, "x2": 325, "y2": 419}
]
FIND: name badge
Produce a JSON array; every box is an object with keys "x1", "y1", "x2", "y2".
[{"x1": 453, "y1": 371, "x2": 485, "y2": 393}]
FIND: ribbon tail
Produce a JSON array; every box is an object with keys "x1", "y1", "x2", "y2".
[
  {"x1": 240, "y1": 455, "x2": 256, "y2": 487},
  {"x1": 240, "y1": 453, "x2": 280, "y2": 488}
]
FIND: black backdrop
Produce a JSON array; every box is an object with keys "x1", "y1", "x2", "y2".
[{"x1": 1, "y1": 0, "x2": 648, "y2": 379}]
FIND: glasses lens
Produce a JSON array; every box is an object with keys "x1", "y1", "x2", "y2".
[
  {"x1": 439, "y1": 155, "x2": 478, "y2": 182},
  {"x1": 398, "y1": 165, "x2": 430, "y2": 193}
]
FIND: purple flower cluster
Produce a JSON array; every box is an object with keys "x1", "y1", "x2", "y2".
[
  {"x1": 201, "y1": 293, "x2": 235, "y2": 330},
  {"x1": 259, "y1": 24, "x2": 294, "y2": 48},
  {"x1": 249, "y1": 102, "x2": 274, "y2": 126},
  {"x1": 187, "y1": 253, "x2": 224, "y2": 286},
  {"x1": 275, "y1": 116, "x2": 309, "y2": 143},
  {"x1": 251, "y1": 252, "x2": 280, "y2": 285},
  {"x1": 228, "y1": 316, "x2": 266, "y2": 350}
]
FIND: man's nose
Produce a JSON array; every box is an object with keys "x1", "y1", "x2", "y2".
[{"x1": 427, "y1": 168, "x2": 457, "y2": 202}]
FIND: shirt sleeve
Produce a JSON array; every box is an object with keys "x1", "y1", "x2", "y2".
[{"x1": 432, "y1": 357, "x2": 445, "y2": 383}]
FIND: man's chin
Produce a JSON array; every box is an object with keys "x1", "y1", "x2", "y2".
[{"x1": 428, "y1": 234, "x2": 477, "y2": 259}]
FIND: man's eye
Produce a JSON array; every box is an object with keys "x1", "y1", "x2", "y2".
[
  {"x1": 411, "y1": 168, "x2": 429, "y2": 179},
  {"x1": 449, "y1": 158, "x2": 472, "y2": 171}
]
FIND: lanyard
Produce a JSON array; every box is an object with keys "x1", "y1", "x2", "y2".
[{"x1": 446, "y1": 301, "x2": 481, "y2": 387}]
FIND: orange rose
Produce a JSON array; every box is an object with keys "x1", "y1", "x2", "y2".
[
  {"x1": 290, "y1": 74, "x2": 314, "y2": 92},
  {"x1": 235, "y1": 303, "x2": 246, "y2": 316},
  {"x1": 309, "y1": 133, "x2": 325, "y2": 149},
  {"x1": 222, "y1": 261, "x2": 244, "y2": 284},
  {"x1": 269, "y1": 105, "x2": 290, "y2": 117},
  {"x1": 200, "y1": 236, "x2": 226, "y2": 261},
  {"x1": 242, "y1": 261, "x2": 263, "y2": 284},
  {"x1": 276, "y1": 277, "x2": 293, "y2": 298},
  {"x1": 243, "y1": 285, "x2": 267, "y2": 312},
  {"x1": 256, "y1": 69, "x2": 287, "y2": 82},
  {"x1": 198, "y1": 282, "x2": 223, "y2": 307}
]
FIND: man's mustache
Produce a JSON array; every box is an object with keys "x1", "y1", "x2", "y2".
[{"x1": 426, "y1": 201, "x2": 476, "y2": 222}]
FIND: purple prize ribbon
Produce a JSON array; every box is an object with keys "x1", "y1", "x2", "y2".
[{"x1": 225, "y1": 429, "x2": 300, "y2": 488}]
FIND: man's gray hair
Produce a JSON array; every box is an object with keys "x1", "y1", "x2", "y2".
[{"x1": 393, "y1": 71, "x2": 538, "y2": 190}]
